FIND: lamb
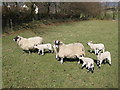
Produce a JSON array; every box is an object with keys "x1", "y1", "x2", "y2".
[
  {"x1": 33, "y1": 43, "x2": 53, "y2": 55},
  {"x1": 87, "y1": 41, "x2": 105, "y2": 55},
  {"x1": 53, "y1": 40, "x2": 85, "y2": 64},
  {"x1": 79, "y1": 56, "x2": 94, "y2": 73},
  {"x1": 13, "y1": 35, "x2": 43, "y2": 53},
  {"x1": 96, "y1": 50, "x2": 111, "y2": 68}
]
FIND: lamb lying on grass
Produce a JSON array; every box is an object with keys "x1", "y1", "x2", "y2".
[
  {"x1": 87, "y1": 41, "x2": 105, "y2": 55},
  {"x1": 33, "y1": 43, "x2": 53, "y2": 55},
  {"x1": 53, "y1": 40, "x2": 85, "y2": 64},
  {"x1": 79, "y1": 56, "x2": 94, "y2": 73},
  {"x1": 96, "y1": 50, "x2": 111, "y2": 68},
  {"x1": 13, "y1": 35, "x2": 43, "y2": 54}
]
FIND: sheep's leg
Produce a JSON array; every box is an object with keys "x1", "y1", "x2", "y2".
[
  {"x1": 56, "y1": 55, "x2": 59, "y2": 60},
  {"x1": 52, "y1": 50, "x2": 54, "y2": 53},
  {"x1": 49, "y1": 49, "x2": 54, "y2": 53},
  {"x1": 90, "y1": 64, "x2": 94, "y2": 73},
  {"x1": 51, "y1": 50, "x2": 54, "y2": 53},
  {"x1": 41, "y1": 49, "x2": 44, "y2": 55},
  {"x1": 28, "y1": 50, "x2": 31, "y2": 54},
  {"x1": 78, "y1": 60, "x2": 81, "y2": 65},
  {"x1": 97, "y1": 60, "x2": 100, "y2": 66},
  {"x1": 87, "y1": 64, "x2": 93, "y2": 73},
  {"x1": 60, "y1": 58, "x2": 64, "y2": 64},
  {"x1": 49, "y1": 50, "x2": 51, "y2": 53},
  {"x1": 91, "y1": 67, "x2": 94, "y2": 73},
  {"x1": 94, "y1": 49, "x2": 96, "y2": 54},
  {"x1": 86, "y1": 65, "x2": 88, "y2": 69},
  {"x1": 49, "y1": 47, "x2": 53, "y2": 53},
  {"x1": 90, "y1": 49, "x2": 92, "y2": 53},
  {"x1": 81, "y1": 62, "x2": 86, "y2": 69},
  {"x1": 38, "y1": 49, "x2": 41, "y2": 55},
  {"x1": 22, "y1": 50, "x2": 25, "y2": 54},
  {"x1": 99, "y1": 60, "x2": 102, "y2": 68},
  {"x1": 56, "y1": 55, "x2": 58, "y2": 59},
  {"x1": 108, "y1": 57, "x2": 112, "y2": 66}
]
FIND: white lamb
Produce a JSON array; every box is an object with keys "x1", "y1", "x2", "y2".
[
  {"x1": 33, "y1": 43, "x2": 53, "y2": 55},
  {"x1": 53, "y1": 40, "x2": 85, "y2": 64},
  {"x1": 13, "y1": 35, "x2": 43, "y2": 53},
  {"x1": 79, "y1": 56, "x2": 94, "y2": 73},
  {"x1": 87, "y1": 41, "x2": 105, "y2": 55},
  {"x1": 96, "y1": 50, "x2": 111, "y2": 67}
]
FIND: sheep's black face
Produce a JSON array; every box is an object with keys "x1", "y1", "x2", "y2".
[
  {"x1": 54, "y1": 40, "x2": 60, "y2": 49},
  {"x1": 97, "y1": 60, "x2": 100, "y2": 66},
  {"x1": 95, "y1": 49, "x2": 102, "y2": 55},
  {"x1": 54, "y1": 40, "x2": 60, "y2": 45},
  {"x1": 13, "y1": 36, "x2": 19, "y2": 42},
  {"x1": 95, "y1": 49, "x2": 99, "y2": 55}
]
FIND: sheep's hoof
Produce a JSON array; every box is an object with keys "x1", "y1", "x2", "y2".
[
  {"x1": 98, "y1": 66, "x2": 101, "y2": 68},
  {"x1": 81, "y1": 67, "x2": 84, "y2": 69},
  {"x1": 109, "y1": 64, "x2": 112, "y2": 66},
  {"x1": 51, "y1": 51, "x2": 54, "y2": 53},
  {"x1": 91, "y1": 70, "x2": 94, "y2": 73},
  {"x1": 60, "y1": 62, "x2": 63, "y2": 64},
  {"x1": 78, "y1": 61, "x2": 80, "y2": 65},
  {"x1": 87, "y1": 70, "x2": 90, "y2": 73},
  {"x1": 56, "y1": 58, "x2": 60, "y2": 61},
  {"x1": 48, "y1": 50, "x2": 51, "y2": 53}
]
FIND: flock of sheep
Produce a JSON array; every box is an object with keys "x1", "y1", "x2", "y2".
[{"x1": 13, "y1": 35, "x2": 112, "y2": 73}]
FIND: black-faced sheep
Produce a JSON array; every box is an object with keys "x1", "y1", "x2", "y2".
[
  {"x1": 13, "y1": 35, "x2": 43, "y2": 53},
  {"x1": 53, "y1": 40, "x2": 85, "y2": 64}
]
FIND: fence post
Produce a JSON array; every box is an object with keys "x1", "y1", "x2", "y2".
[{"x1": 10, "y1": 19, "x2": 13, "y2": 32}]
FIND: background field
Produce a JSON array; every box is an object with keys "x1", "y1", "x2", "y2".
[{"x1": 2, "y1": 20, "x2": 118, "y2": 88}]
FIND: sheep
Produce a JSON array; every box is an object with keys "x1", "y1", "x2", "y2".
[
  {"x1": 79, "y1": 56, "x2": 94, "y2": 73},
  {"x1": 33, "y1": 43, "x2": 53, "y2": 55},
  {"x1": 22, "y1": 5, "x2": 29, "y2": 10},
  {"x1": 33, "y1": 4, "x2": 39, "y2": 14},
  {"x1": 13, "y1": 35, "x2": 43, "y2": 54},
  {"x1": 53, "y1": 40, "x2": 85, "y2": 64},
  {"x1": 96, "y1": 50, "x2": 111, "y2": 68},
  {"x1": 87, "y1": 41, "x2": 105, "y2": 55}
]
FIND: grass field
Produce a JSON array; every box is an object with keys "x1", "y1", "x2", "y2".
[{"x1": 2, "y1": 20, "x2": 118, "y2": 88}]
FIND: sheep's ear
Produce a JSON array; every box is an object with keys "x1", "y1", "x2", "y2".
[
  {"x1": 60, "y1": 41, "x2": 63, "y2": 44},
  {"x1": 54, "y1": 40, "x2": 56, "y2": 44},
  {"x1": 99, "y1": 49, "x2": 102, "y2": 53},
  {"x1": 82, "y1": 54, "x2": 84, "y2": 57},
  {"x1": 58, "y1": 40, "x2": 60, "y2": 43},
  {"x1": 17, "y1": 35, "x2": 20, "y2": 37}
]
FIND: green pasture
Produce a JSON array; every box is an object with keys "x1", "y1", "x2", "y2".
[{"x1": 2, "y1": 20, "x2": 118, "y2": 88}]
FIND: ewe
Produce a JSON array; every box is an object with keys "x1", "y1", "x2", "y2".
[
  {"x1": 53, "y1": 40, "x2": 85, "y2": 64},
  {"x1": 13, "y1": 35, "x2": 43, "y2": 53}
]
